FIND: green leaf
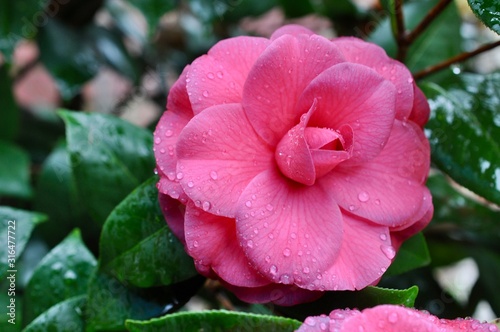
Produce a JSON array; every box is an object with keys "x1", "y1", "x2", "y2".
[
  {"x1": 0, "y1": 207, "x2": 46, "y2": 279},
  {"x1": 385, "y1": 232, "x2": 430, "y2": 276},
  {"x1": 369, "y1": 0, "x2": 462, "y2": 73},
  {"x1": 59, "y1": 110, "x2": 155, "y2": 224},
  {"x1": 0, "y1": 141, "x2": 32, "y2": 199},
  {"x1": 422, "y1": 73, "x2": 500, "y2": 205},
  {"x1": 34, "y1": 141, "x2": 94, "y2": 248},
  {"x1": 127, "y1": 0, "x2": 176, "y2": 36},
  {"x1": 23, "y1": 229, "x2": 96, "y2": 325},
  {"x1": 0, "y1": 65, "x2": 19, "y2": 140},
  {"x1": 468, "y1": 248, "x2": 500, "y2": 315},
  {"x1": 467, "y1": 0, "x2": 500, "y2": 35},
  {"x1": 85, "y1": 271, "x2": 205, "y2": 331},
  {"x1": 278, "y1": 0, "x2": 314, "y2": 18},
  {"x1": 105, "y1": 0, "x2": 147, "y2": 46},
  {"x1": 100, "y1": 177, "x2": 197, "y2": 288},
  {"x1": 356, "y1": 285, "x2": 419, "y2": 308},
  {"x1": 222, "y1": 0, "x2": 278, "y2": 22},
  {"x1": 23, "y1": 295, "x2": 86, "y2": 332},
  {"x1": 0, "y1": 1, "x2": 44, "y2": 60},
  {"x1": 126, "y1": 310, "x2": 302, "y2": 332}
]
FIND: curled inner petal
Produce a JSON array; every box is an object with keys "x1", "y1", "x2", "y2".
[{"x1": 275, "y1": 102, "x2": 353, "y2": 185}]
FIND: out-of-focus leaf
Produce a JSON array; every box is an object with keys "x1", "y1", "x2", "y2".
[
  {"x1": 369, "y1": 0, "x2": 462, "y2": 73},
  {"x1": 85, "y1": 271, "x2": 205, "y2": 331},
  {"x1": 278, "y1": 0, "x2": 314, "y2": 18},
  {"x1": 469, "y1": 248, "x2": 500, "y2": 315},
  {"x1": 59, "y1": 110, "x2": 155, "y2": 224},
  {"x1": 34, "y1": 141, "x2": 94, "y2": 248},
  {"x1": 106, "y1": 0, "x2": 147, "y2": 46},
  {"x1": 0, "y1": 207, "x2": 46, "y2": 279},
  {"x1": 126, "y1": 310, "x2": 302, "y2": 332},
  {"x1": 0, "y1": 65, "x2": 19, "y2": 140},
  {"x1": 467, "y1": 0, "x2": 500, "y2": 35},
  {"x1": 0, "y1": 1, "x2": 44, "y2": 60},
  {"x1": 222, "y1": 0, "x2": 278, "y2": 22},
  {"x1": 23, "y1": 295, "x2": 86, "y2": 332},
  {"x1": 322, "y1": 0, "x2": 359, "y2": 20},
  {"x1": 128, "y1": 0, "x2": 176, "y2": 36},
  {"x1": 0, "y1": 141, "x2": 32, "y2": 199},
  {"x1": 23, "y1": 229, "x2": 96, "y2": 325},
  {"x1": 385, "y1": 232, "x2": 430, "y2": 276},
  {"x1": 422, "y1": 73, "x2": 500, "y2": 205},
  {"x1": 100, "y1": 177, "x2": 196, "y2": 288}
]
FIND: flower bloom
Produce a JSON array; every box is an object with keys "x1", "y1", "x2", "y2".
[
  {"x1": 154, "y1": 24, "x2": 433, "y2": 305},
  {"x1": 296, "y1": 305, "x2": 499, "y2": 331}
]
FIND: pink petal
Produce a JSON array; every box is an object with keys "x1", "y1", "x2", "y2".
[
  {"x1": 154, "y1": 67, "x2": 194, "y2": 199},
  {"x1": 295, "y1": 315, "x2": 331, "y2": 332},
  {"x1": 235, "y1": 169, "x2": 343, "y2": 290},
  {"x1": 186, "y1": 36, "x2": 270, "y2": 115},
  {"x1": 270, "y1": 24, "x2": 315, "y2": 40},
  {"x1": 183, "y1": 203, "x2": 270, "y2": 287},
  {"x1": 321, "y1": 214, "x2": 392, "y2": 290},
  {"x1": 224, "y1": 282, "x2": 322, "y2": 306},
  {"x1": 321, "y1": 120, "x2": 431, "y2": 227},
  {"x1": 409, "y1": 84, "x2": 431, "y2": 128},
  {"x1": 176, "y1": 103, "x2": 274, "y2": 218},
  {"x1": 158, "y1": 193, "x2": 186, "y2": 244},
  {"x1": 333, "y1": 37, "x2": 415, "y2": 121},
  {"x1": 242, "y1": 33, "x2": 345, "y2": 145},
  {"x1": 298, "y1": 63, "x2": 396, "y2": 164}
]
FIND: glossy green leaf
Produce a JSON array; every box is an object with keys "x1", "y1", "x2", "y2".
[
  {"x1": 369, "y1": 0, "x2": 462, "y2": 72},
  {"x1": 128, "y1": 0, "x2": 176, "y2": 36},
  {"x1": 100, "y1": 177, "x2": 197, "y2": 287},
  {"x1": 126, "y1": 310, "x2": 302, "y2": 332},
  {"x1": 0, "y1": 207, "x2": 46, "y2": 279},
  {"x1": 23, "y1": 229, "x2": 96, "y2": 325},
  {"x1": 422, "y1": 73, "x2": 500, "y2": 205},
  {"x1": 85, "y1": 271, "x2": 205, "y2": 331},
  {"x1": 385, "y1": 232, "x2": 430, "y2": 276},
  {"x1": 0, "y1": 141, "x2": 32, "y2": 199},
  {"x1": 0, "y1": 65, "x2": 19, "y2": 140},
  {"x1": 0, "y1": 1, "x2": 44, "y2": 60},
  {"x1": 23, "y1": 295, "x2": 86, "y2": 332},
  {"x1": 34, "y1": 141, "x2": 94, "y2": 248},
  {"x1": 105, "y1": 0, "x2": 147, "y2": 46},
  {"x1": 467, "y1": 0, "x2": 500, "y2": 35},
  {"x1": 59, "y1": 110, "x2": 155, "y2": 224}
]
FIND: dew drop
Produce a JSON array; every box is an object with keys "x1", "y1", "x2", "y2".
[
  {"x1": 193, "y1": 240, "x2": 199, "y2": 248},
  {"x1": 247, "y1": 240, "x2": 254, "y2": 248},
  {"x1": 283, "y1": 248, "x2": 291, "y2": 257},
  {"x1": 210, "y1": 171, "x2": 218, "y2": 180},
  {"x1": 207, "y1": 72, "x2": 215, "y2": 79},
  {"x1": 320, "y1": 322, "x2": 328, "y2": 331},
  {"x1": 167, "y1": 172, "x2": 176, "y2": 181},
  {"x1": 266, "y1": 204, "x2": 274, "y2": 211},
  {"x1": 407, "y1": 77, "x2": 414, "y2": 84},
  {"x1": 263, "y1": 222, "x2": 269, "y2": 228},
  {"x1": 202, "y1": 90, "x2": 209, "y2": 97},
  {"x1": 381, "y1": 244, "x2": 396, "y2": 259},
  {"x1": 268, "y1": 233, "x2": 274, "y2": 239},
  {"x1": 358, "y1": 191, "x2": 370, "y2": 202},
  {"x1": 176, "y1": 172, "x2": 184, "y2": 180},
  {"x1": 187, "y1": 181, "x2": 194, "y2": 188},
  {"x1": 280, "y1": 274, "x2": 292, "y2": 284},
  {"x1": 216, "y1": 71, "x2": 224, "y2": 79},
  {"x1": 316, "y1": 273, "x2": 322, "y2": 280},
  {"x1": 305, "y1": 317, "x2": 316, "y2": 327},
  {"x1": 303, "y1": 267, "x2": 310, "y2": 274},
  {"x1": 154, "y1": 137, "x2": 161, "y2": 144},
  {"x1": 348, "y1": 205, "x2": 356, "y2": 211},
  {"x1": 291, "y1": 232, "x2": 297, "y2": 239},
  {"x1": 165, "y1": 129, "x2": 173, "y2": 137},
  {"x1": 388, "y1": 312, "x2": 398, "y2": 323},
  {"x1": 375, "y1": 199, "x2": 381, "y2": 205},
  {"x1": 379, "y1": 233, "x2": 387, "y2": 241},
  {"x1": 153, "y1": 168, "x2": 158, "y2": 175},
  {"x1": 245, "y1": 200, "x2": 252, "y2": 208},
  {"x1": 270, "y1": 265, "x2": 278, "y2": 275},
  {"x1": 202, "y1": 201, "x2": 211, "y2": 211},
  {"x1": 265, "y1": 255, "x2": 271, "y2": 263}
]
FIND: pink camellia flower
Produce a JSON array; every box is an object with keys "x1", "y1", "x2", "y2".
[
  {"x1": 154, "y1": 24, "x2": 433, "y2": 305},
  {"x1": 296, "y1": 305, "x2": 499, "y2": 331}
]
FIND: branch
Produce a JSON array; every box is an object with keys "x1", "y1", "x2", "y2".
[
  {"x1": 394, "y1": 0, "x2": 407, "y2": 61},
  {"x1": 413, "y1": 39, "x2": 500, "y2": 80},
  {"x1": 406, "y1": 0, "x2": 454, "y2": 44}
]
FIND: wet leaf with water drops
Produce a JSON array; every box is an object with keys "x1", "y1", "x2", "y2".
[
  {"x1": 467, "y1": 0, "x2": 500, "y2": 35},
  {"x1": 384, "y1": 232, "x2": 430, "y2": 277}
]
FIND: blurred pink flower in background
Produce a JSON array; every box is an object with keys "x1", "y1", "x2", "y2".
[
  {"x1": 154, "y1": 24, "x2": 433, "y2": 305},
  {"x1": 296, "y1": 305, "x2": 499, "y2": 331}
]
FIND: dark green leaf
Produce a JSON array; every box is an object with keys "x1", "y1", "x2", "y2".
[
  {"x1": 467, "y1": 0, "x2": 500, "y2": 35},
  {"x1": 278, "y1": 0, "x2": 314, "y2": 18},
  {"x1": 126, "y1": 310, "x2": 302, "y2": 332},
  {"x1": 59, "y1": 110, "x2": 155, "y2": 224},
  {"x1": 0, "y1": 65, "x2": 19, "y2": 140},
  {"x1": 23, "y1": 229, "x2": 96, "y2": 325},
  {"x1": 127, "y1": 0, "x2": 176, "y2": 36},
  {"x1": 0, "y1": 141, "x2": 32, "y2": 199},
  {"x1": 105, "y1": 0, "x2": 147, "y2": 46},
  {"x1": 0, "y1": 1, "x2": 44, "y2": 60},
  {"x1": 322, "y1": 0, "x2": 359, "y2": 21},
  {"x1": 34, "y1": 141, "x2": 95, "y2": 248},
  {"x1": 23, "y1": 295, "x2": 86, "y2": 332},
  {"x1": 100, "y1": 177, "x2": 197, "y2": 288},
  {"x1": 222, "y1": 0, "x2": 278, "y2": 23},
  {"x1": 385, "y1": 232, "x2": 430, "y2": 276},
  {"x1": 369, "y1": 0, "x2": 462, "y2": 73},
  {"x1": 0, "y1": 207, "x2": 46, "y2": 279},
  {"x1": 85, "y1": 271, "x2": 205, "y2": 331},
  {"x1": 422, "y1": 73, "x2": 500, "y2": 205},
  {"x1": 469, "y1": 248, "x2": 500, "y2": 315}
]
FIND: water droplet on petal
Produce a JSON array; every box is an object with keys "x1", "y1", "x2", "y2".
[
  {"x1": 291, "y1": 232, "x2": 297, "y2": 239},
  {"x1": 202, "y1": 201, "x2": 211, "y2": 211},
  {"x1": 154, "y1": 137, "x2": 161, "y2": 144},
  {"x1": 320, "y1": 322, "x2": 328, "y2": 331},
  {"x1": 153, "y1": 168, "x2": 158, "y2": 175},
  {"x1": 245, "y1": 200, "x2": 252, "y2": 208},
  {"x1": 193, "y1": 240, "x2": 199, "y2": 248},
  {"x1": 176, "y1": 172, "x2": 184, "y2": 180},
  {"x1": 247, "y1": 240, "x2": 254, "y2": 248},
  {"x1": 388, "y1": 312, "x2": 398, "y2": 323},
  {"x1": 187, "y1": 181, "x2": 194, "y2": 188},
  {"x1": 283, "y1": 248, "x2": 291, "y2": 257},
  {"x1": 280, "y1": 274, "x2": 292, "y2": 284},
  {"x1": 380, "y1": 244, "x2": 396, "y2": 259},
  {"x1": 202, "y1": 90, "x2": 209, "y2": 97},
  {"x1": 266, "y1": 204, "x2": 274, "y2": 211},
  {"x1": 270, "y1": 265, "x2": 278, "y2": 275},
  {"x1": 303, "y1": 267, "x2": 310, "y2": 274},
  {"x1": 216, "y1": 71, "x2": 224, "y2": 79},
  {"x1": 207, "y1": 72, "x2": 215, "y2": 79},
  {"x1": 210, "y1": 171, "x2": 218, "y2": 180},
  {"x1": 348, "y1": 205, "x2": 356, "y2": 211},
  {"x1": 379, "y1": 233, "x2": 387, "y2": 241},
  {"x1": 358, "y1": 191, "x2": 369, "y2": 202},
  {"x1": 265, "y1": 255, "x2": 271, "y2": 263},
  {"x1": 375, "y1": 199, "x2": 381, "y2": 205}
]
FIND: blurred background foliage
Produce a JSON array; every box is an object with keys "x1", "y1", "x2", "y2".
[{"x1": 1, "y1": 0, "x2": 500, "y2": 331}]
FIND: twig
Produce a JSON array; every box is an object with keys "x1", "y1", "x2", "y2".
[
  {"x1": 394, "y1": 0, "x2": 407, "y2": 61},
  {"x1": 406, "y1": 0, "x2": 454, "y2": 44},
  {"x1": 413, "y1": 39, "x2": 500, "y2": 80}
]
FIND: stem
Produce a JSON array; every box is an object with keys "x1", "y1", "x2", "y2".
[
  {"x1": 394, "y1": 0, "x2": 407, "y2": 61},
  {"x1": 413, "y1": 39, "x2": 500, "y2": 80},
  {"x1": 406, "y1": 0, "x2": 453, "y2": 44}
]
